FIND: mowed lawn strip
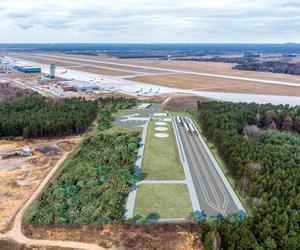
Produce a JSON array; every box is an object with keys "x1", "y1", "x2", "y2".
[
  {"x1": 142, "y1": 120, "x2": 184, "y2": 180},
  {"x1": 133, "y1": 184, "x2": 192, "y2": 219}
]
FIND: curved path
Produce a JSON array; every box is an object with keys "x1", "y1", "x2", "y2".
[{"x1": 1, "y1": 150, "x2": 111, "y2": 250}]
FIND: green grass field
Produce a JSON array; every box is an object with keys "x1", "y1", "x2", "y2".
[
  {"x1": 141, "y1": 120, "x2": 184, "y2": 180},
  {"x1": 133, "y1": 184, "x2": 192, "y2": 219},
  {"x1": 101, "y1": 124, "x2": 143, "y2": 135},
  {"x1": 116, "y1": 109, "x2": 152, "y2": 117}
]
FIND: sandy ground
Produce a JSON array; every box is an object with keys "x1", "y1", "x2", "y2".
[
  {"x1": 0, "y1": 138, "x2": 79, "y2": 233},
  {"x1": 130, "y1": 73, "x2": 300, "y2": 96},
  {"x1": 22, "y1": 224, "x2": 202, "y2": 250},
  {"x1": 163, "y1": 95, "x2": 212, "y2": 109}
]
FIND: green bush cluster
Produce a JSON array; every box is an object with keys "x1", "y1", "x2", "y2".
[{"x1": 26, "y1": 132, "x2": 140, "y2": 225}]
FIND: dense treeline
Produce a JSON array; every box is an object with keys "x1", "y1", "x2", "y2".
[
  {"x1": 234, "y1": 61, "x2": 300, "y2": 75},
  {"x1": 97, "y1": 97, "x2": 137, "y2": 130},
  {"x1": 26, "y1": 132, "x2": 140, "y2": 224},
  {"x1": 196, "y1": 101, "x2": 300, "y2": 249},
  {"x1": 0, "y1": 96, "x2": 97, "y2": 138}
]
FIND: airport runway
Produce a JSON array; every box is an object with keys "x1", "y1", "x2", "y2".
[
  {"x1": 10, "y1": 55, "x2": 300, "y2": 106},
  {"x1": 176, "y1": 118, "x2": 240, "y2": 217},
  {"x1": 34, "y1": 53, "x2": 300, "y2": 88}
]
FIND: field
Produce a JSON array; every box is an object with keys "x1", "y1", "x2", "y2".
[
  {"x1": 0, "y1": 137, "x2": 79, "y2": 232},
  {"x1": 133, "y1": 184, "x2": 192, "y2": 219},
  {"x1": 66, "y1": 66, "x2": 131, "y2": 76},
  {"x1": 141, "y1": 119, "x2": 184, "y2": 180},
  {"x1": 130, "y1": 74, "x2": 300, "y2": 96}
]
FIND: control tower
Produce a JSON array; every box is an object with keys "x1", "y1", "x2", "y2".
[{"x1": 50, "y1": 64, "x2": 56, "y2": 79}]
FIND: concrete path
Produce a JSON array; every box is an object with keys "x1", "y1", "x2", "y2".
[
  {"x1": 139, "y1": 180, "x2": 186, "y2": 184},
  {"x1": 124, "y1": 122, "x2": 149, "y2": 219}
]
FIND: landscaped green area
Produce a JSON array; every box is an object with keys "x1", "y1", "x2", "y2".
[
  {"x1": 97, "y1": 97, "x2": 137, "y2": 131},
  {"x1": 141, "y1": 120, "x2": 184, "y2": 180},
  {"x1": 101, "y1": 124, "x2": 143, "y2": 135},
  {"x1": 25, "y1": 132, "x2": 140, "y2": 225},
  {"x1": 116, "y1": 108, "x2": 152, "y2": 117},
  {"x1": 133, "y1": 184, "x2": 192, "y2": 219},
  {"x1": 193, "y1": 101, "x2": 300, "y2": 250}
]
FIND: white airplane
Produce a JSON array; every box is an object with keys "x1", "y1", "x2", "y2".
[{"x1": 135, "y1": 87, "x2": 143, "y2": 93}]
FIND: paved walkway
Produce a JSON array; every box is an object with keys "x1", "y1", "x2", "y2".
[
  {"x1": 124, "y1": 122, "x2": 149, "y2": 219},
  {"x1": 139, "y1": 180, "x2": 186, "y2": 184}
]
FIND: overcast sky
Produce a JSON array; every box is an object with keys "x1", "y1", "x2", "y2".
[{"x1": 0, "y1": 0, "x2": 299, "y2": 43}]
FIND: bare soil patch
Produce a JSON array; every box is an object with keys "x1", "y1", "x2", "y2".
[
  {"x1": 0, "y1": 80, "x2": 37, "y2": 103},
  {"x1": 0, "y1": 239, "x2": 73, "y2": 250},
  {"x1": 22, "y1": 223, "x2": 202, "y2": 250},
  {"x1": 163, "y1": 95, "x2": 212, "y2": 109},
  {"x1": 0, "y1": 138, "x2": 79, "y2": 233}
]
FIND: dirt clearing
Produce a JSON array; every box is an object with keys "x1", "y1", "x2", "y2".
[
  {"x1": 22, "y1": 224, "x2": 202, "y2": 250},
  {"x1": 0, "y1": 138, "x2": 79, "y2": 233}
]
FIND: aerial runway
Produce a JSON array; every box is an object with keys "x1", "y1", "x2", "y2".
[
  {"x1": 175, "y1": 117, "x2": 244, "y2": 217},
  {"x1": 34, "y1": 53, "x2": 300, "y2": 88}
]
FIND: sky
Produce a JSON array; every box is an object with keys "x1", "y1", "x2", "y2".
[{"x1": 0, "y1": 0, "x2": 299, "y2": 43}]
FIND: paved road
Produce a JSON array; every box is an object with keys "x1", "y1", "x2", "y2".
[{"x1": 176, "y1": 118, "x2": 240, "y2": 217}]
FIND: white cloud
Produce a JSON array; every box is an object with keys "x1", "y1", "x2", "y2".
[{"x1": 0, "y1": 0, "x2": 299, "y2": 42}]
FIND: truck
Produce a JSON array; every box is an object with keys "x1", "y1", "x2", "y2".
[
  {"x1": 184, "y1": 122, "x2": 192, "y2": 135},
  {"x1": 177, "y1": 116, "x2": 183, "y2": 126}
]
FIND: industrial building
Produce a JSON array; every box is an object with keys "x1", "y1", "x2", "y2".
[
  {"x1": 137, "y1": 103, "x2": 152, "y2": 109},
  {"x1": 14, "y1": 65, "x2": 41, "y2": 73},
  {"x1": 58, "y1": 81, "x2": 100, "y2": 93}
]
